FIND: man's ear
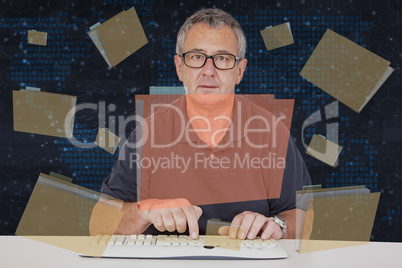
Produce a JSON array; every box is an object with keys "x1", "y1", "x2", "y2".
[
  {"x1": 235, "y1": 59, "x2": 248, "y2": 85},
  {"x1": 174, "y1": 55, "x2": 184, "y2": 82}
]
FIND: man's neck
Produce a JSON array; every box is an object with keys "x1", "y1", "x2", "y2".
[
  {"x1": 185, "y1": 94, "x2": 235, "y2": 148},
  {"x1": 185, "y1": 94, "x2": 235, "y2": 122}
]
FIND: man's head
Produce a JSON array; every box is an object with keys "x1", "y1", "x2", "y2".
[
  {"x1": 174, "y1": 9, "x2": 247, "y2": 103},
  {"x1": 176, "y1": 8, "x2": 247, "y2": 59}
]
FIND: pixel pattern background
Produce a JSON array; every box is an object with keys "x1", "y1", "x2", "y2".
[{"x1": 0, "y1": 0, "x2": 400, "y2": 241}]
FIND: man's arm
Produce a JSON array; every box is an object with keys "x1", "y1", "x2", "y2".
[
  {"x1": 277, "y1": 208, "x2": 299, "y2": 239},
  {"x1": 89, "y1": 201, "x2": 148, "y2": 235},
  {"x1": 113, "y1": 202, "x2": 150, "y2": 234}
]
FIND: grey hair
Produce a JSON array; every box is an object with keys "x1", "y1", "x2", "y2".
[{"x1": 176, "y1": 8, "x2": 247, "y2": 59}]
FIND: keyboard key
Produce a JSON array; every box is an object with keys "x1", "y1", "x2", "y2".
[
  {"x1": 108, "y1": 236, "x2": 118, "y2": 245},
  {"x1": 156, "y1": 235, "x2": 171, "y2": 246},
  {"x1": 245, "y1": 241, "x2": 253, "y2": 248},
  {"x1": 90, "y1": 235, "x2": 102, "y2": 245},
  {"x1": 126, "y1": 237, "x2": 136, "y2": 246},
  {"x1": 253, "y1": 242, "x2": 262, "y2": 248},
  {"x1": 137, "y1": 234, "x2": 145, "y2": 240},
  {"x1": 144, "y1": 236, "x2": 153, "y2": 246},
  {"x1": 135, "y1": 240, "x2": 144, "y2": 246},
  {"x1": 99, "y1": 235, "x2": 111, "y2": 245},
  {"x1": 115, "y1": 235, "x2": 125, "y2": 245}
]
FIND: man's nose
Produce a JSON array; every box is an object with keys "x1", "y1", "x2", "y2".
[{"x1": 201, "y1": 57, "x2": 218, "y2": 76}]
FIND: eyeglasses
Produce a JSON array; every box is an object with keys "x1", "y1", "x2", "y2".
[{"x1": 180, "y1": 51, "x2": 240, "y2": 70}]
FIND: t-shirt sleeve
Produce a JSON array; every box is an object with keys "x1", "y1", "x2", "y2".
[
  {"x1": 101, "y1": 131, "x2": 138, "y2": 202},
  {"x1": 268, "y1": 135, "x2": 311, "y2": 215}
]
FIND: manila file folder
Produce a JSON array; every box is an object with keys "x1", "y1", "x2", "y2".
[
  {"x1": 296, "y1": 186, "x2": 380, "y2": 253},
  {"x1": 27, "y1": 30, "x2": 48, "y2": 46},
  {"x1": 300, "y1": 29, "x2": 394, "y2": 113},
  {"x1": 13, "y1": 89, "x2": 76, "y2": 138},
  {"x1": 306, "y1": 134, "x2": 343, "y2": 166},
  {"x1": 88, "y1": 6, "x2": 148, "y2": 68},
  {"x1": 260, "y1": 22, "x2": 294, "y2": 51}
]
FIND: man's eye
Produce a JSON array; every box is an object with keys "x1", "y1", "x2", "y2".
[
  {"x1": 192, "y1": 55, "x2": 202, "y2": 60},
  {"x1": 218, "y1": 56, "x2": 228, "y2": 61}
]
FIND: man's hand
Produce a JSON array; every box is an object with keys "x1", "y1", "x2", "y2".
[
  {"x1": 228, "y1": 211, "x2": 283, "y2": 240},
  {"x1": 141, "y1": 198, "x2": 203, "y2": 239}
]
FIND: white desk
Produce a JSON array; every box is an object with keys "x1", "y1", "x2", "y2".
[{"x1": 1, "y1": 236, "x2": 401, "y2": 268}]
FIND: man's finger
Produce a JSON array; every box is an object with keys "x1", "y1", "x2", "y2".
[
  {"x1": 238, "y1": 213, "x2": 256, "y2": 239},
  {"x1": 183, "y1": 206, "x2": 200, "y2": 239},
  {"x1": 229, "y1": 214, "x2": 244, "y2": 239},
  {"x1": 160, "y1": 210, "x2": 176, "y2": 232},
  {"x1": 171, "y1": 207, "x2": 187, "y2": 233},
  {"x1": 247, "y1": 214, "x2": 268, "y2": 240},
  {"x1": 260, "y1": 219, "x2": 280, "y2": 240},
  {"x1": 193, "y1": 206, "x2": 203, "y2": 219},
  {"x1": 218, "y1": 226, "x2": 230, "y2": 236},
  {"x1": 149, "y1": 211, "x2": 166, "y2": 232}
]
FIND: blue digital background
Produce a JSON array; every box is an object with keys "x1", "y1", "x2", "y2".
[{"x1": 0, "y1": 0, "x2": 401, "y2": 241}]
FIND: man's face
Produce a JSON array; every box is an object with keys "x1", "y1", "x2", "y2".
[{"x1": 174, "y1": 23, "x2": 247, "y2": 103}]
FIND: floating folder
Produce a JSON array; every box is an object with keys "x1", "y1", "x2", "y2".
[
  {"x1": 13, "y1": 89, "x2": 76, "y2": 138},
  {"x1": 205, "y1": 219, "x2": 242, "y2": 251},
  {"x1": 306, "y1": 134, "x2": 342, "y2": 166},
  {"x1": 300, "y1": 29, "x2": 394, "y2": 113},
  {"x1": 49, "y1": 171, "x2": 73, "y2": 183},
  {"x1": 95, "y1": 127, "x2": 121, "y2": 154},
  {"x1": 260, "y1": 22, "x2": 294, "y2": 51},
  {"x1": 88, "y1": 6, "x2": 148, "y2": 68},
  {"x1": 27, "y1": 30, "x2": 47, "y2": 46},
  {"x1": 16, "y1": 173, "x2": 124, "y2": 256},
  {"x1": 295, "y1": 186, "x2": 380, "y2": 253}
]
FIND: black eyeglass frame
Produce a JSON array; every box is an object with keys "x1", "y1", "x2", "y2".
[{"x1": 179, "y1": 51, "x2": 241, "y2": 70}]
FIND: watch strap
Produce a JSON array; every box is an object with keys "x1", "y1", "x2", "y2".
[{"x1": 270, "y1": 215, "x2": 287, "y2": 239}]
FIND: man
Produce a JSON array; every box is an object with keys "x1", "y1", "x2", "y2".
[{"x1": 95, "y1": 8, "x2": 311, "y2": 241}]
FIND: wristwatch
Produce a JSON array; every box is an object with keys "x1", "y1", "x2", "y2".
[{"x1": 270, "y1": 215, "x2": 287, "y2": 239}]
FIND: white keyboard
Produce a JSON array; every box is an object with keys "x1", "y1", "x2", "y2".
[{"x1": 80, "y1": 234, "x2": 287, "y2": 259}]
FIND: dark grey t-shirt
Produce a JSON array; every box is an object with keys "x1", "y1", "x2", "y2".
[{"x1": 102, "y1": 96, "x2": 311, "y2": 235}]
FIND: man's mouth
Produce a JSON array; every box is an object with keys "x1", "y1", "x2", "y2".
[{"x1": 198, "y1": 85, "x2": 219, "y2": 94}]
